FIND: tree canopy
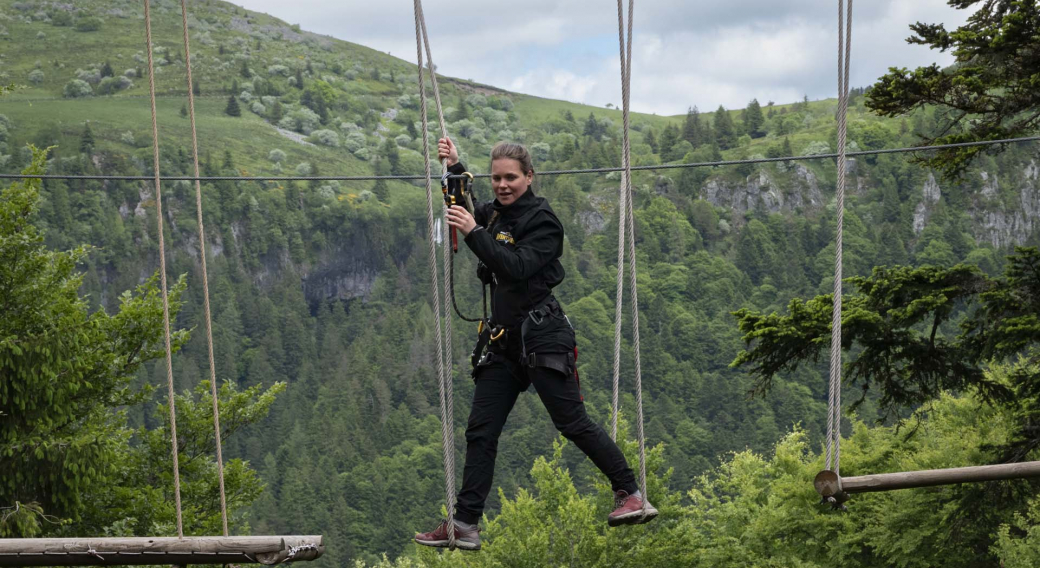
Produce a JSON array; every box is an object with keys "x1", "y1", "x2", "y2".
[{"x1": 866, "y1": 0, "x2": 1040, "y2": 177}]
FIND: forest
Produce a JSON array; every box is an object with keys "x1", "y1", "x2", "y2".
[{"x1": 1, "y1": 0, "x2": 1039, "y2": 566}]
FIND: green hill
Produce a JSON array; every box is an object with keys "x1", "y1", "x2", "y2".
[{"x1": 1, "y1": 0, "x2": 1039, "y2": 566}]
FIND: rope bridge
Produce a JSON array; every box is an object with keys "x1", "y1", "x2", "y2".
[{"x1": 2, "y1": 0, "x2": 1039, "y2": 560}]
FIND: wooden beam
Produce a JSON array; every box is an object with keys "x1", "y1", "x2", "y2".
[
  {"x1": 0, "y1": 536, "x2": 324, "y2": 567},
  {"x1": 815, "y1": 461, "x2": 1040, "y2": 498}
]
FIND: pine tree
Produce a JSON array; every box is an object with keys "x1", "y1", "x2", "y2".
[
  {"x1": 241, "y1": 60, "x2": 251, "y2": 79},
  {"x1": 79, "y1": 122, "x2": 95, "y2": 154},
  {"x1": 682, "y1": 106, "x2": 706, "y2": 147},
  {"x1": 225, "y1": 96, "x2": 242, "y2": 117},
  {"x1": 270, "y1": 100, "x2": 284, "y2": 123},
  {"x1": 192, "y1": 81, "x2": 201, "y2": 96},
  {"x1": 644, "y1": 128, "x2": 658, "y2": 154},
  {"x1": 100, "y1": 61, "x2": 113, "y2": 78},
  {"x1": 294, "y1": 69, "x2": 305, "y2": 89},
  {"x1": 713, "y1": 105, "x2": 737, "y2": 150},
  {"x1": 583, "y1": 113, "x2": 600, "y2": 139},
  {"x1": 180, "y1": 104, "x2": 188, "y2": 118},
  {"x1": 744, "y1": 98, "x2": 765, "y2": 138},
  {"x1": 381, "y1": 138, "x2": 401, "y2": 175},
  {"x1": 781, "y1": 137, "x2": 793, "y2": 159}
]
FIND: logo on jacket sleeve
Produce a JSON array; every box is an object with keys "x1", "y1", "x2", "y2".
[{"x1": 495, "y1": 231, "x2": 515, "y2": 245}]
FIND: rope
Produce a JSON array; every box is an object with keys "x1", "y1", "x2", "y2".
[
  {"x1": 7, "y1": 135, "x2": 1037, "y2": 182},
  {"x1": 142, "y1": 0, "x2": 183, "y2": 538},
  {"x1": 412, "y1": 0, "x2": 456, "y2": 550},
  {"x1": 178, "y1": 0, "x2": 229, "y2": 537},
  {"x1": 619, "y1": 0, "x2": 650, "y2": 512},
  {"x1": 826, "y1": 0, "x2": 853, "y2": 477},
  {"x1": 609, "y1": 0, "x2": 630, "y2": 441}
]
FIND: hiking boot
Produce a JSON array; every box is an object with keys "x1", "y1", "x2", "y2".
[
  {"x1": 414, "y1": 520, "x2": 481, "y2": 551},
  {"x1": 608, "y1": 490, "x2": 659, "y2": 527}
]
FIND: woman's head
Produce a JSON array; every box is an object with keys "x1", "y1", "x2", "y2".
[{"x1": 490, "y1": 142, "x2": 534, "y2": 206}]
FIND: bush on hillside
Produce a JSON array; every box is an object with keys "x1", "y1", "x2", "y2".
[
  {"x1": 62, "y1": 79, "x2": 93, "y2": 98},
  {"x1": 28, "y1": 70, "x2": 44, "y2": 85},
  {"x1": 343, "y1": 131, "x2": 366, "y2": 153},
  {"x1": 74, "y1": 17, "x2": 102, "y2": 32},
  {"x1": 50, "y1": 11, "x2": 72, "y2": 27},
  {"x1": 309, "y1": 129, "x2": 339, "y2": 147},
  {"x1": 75, "y1": 68, "x2": 102, "y2": 85}
]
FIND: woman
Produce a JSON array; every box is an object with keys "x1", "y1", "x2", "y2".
[{"x1": 414, "y1": 138, "x2": 657, "y2": 551}]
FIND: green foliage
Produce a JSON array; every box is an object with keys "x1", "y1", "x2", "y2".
[
  {"x1": 225, "y1": 95, "x2": 242, "y2": 117},
  {"x1": 743, "y1": 98, "x2": 766, "y2": 138},
  {"x1": 0, "y1": 147, "x2": 188, "y2": 535},
  {"x1": 866, "y1": 0, "x2": 1040, "y2": 177}
]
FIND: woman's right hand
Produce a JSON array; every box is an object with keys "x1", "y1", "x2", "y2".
[{"x1": 438, "y1": 137, "x2": 459, "y2": 167}]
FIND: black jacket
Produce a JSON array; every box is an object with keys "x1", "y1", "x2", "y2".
[{"x1": 451, "y1": 163, "x2": 565, "y2": 335}]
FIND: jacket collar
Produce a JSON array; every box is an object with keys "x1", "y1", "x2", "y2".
[{"x1": 492, "y1": 186, "x2": 538, "y2": 219}]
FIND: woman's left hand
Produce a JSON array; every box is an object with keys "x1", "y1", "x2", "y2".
[{"x1": 446, "y1": 205, "x2": 477, "y2": 236}]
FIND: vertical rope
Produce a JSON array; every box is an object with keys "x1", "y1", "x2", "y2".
[
  {"x1": 412, "y1": 0, "x2": 455, "y2": 550},
  {"x1": 143, "y1": 0, "x2": 183, "y2": 538},
  {"x1": 414, "y1": 4, "x2": 457, "y2": 514},
  {"x1": 826, "y1": 0, "x2": 853, "y2": 476},
  {"x1": 614, "y1": 0, "x2": 649, "y2": 509},
  {"x1": 178, "y1": 0, "x2": 228, "y2": 537},
  {"x1": 609, "y1": 0, "x2": 630, "y2": 441}
]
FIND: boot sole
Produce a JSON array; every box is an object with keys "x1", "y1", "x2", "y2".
[
  {"x1": 414, "y1": 538, "x2": 481, "y2": 551},
  {"x1": 608, "y1": 508, "x2": 659, "y2": 527}
]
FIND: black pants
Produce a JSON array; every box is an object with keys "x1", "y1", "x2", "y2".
[{"x1": 454, "y1": 357, "x2": 638, "y2": 524}]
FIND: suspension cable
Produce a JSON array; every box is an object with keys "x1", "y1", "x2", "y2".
[
  {"x1": 826, "y1": 0, "x2": 854, "y2": 477},
  {"x1": 6, "y1": 136, "x2": 1037, "y2": 182},
  {"x1": 178, "y1": 0, "x2": 229, "y2": 536},
  {"x1": 142, "y1": 0, "x2": 184, "y2": 538},
  {"x1": 412, "y1": 0, "x2": 457, "y2": 550}
]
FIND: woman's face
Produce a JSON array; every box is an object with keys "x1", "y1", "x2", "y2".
[{"x1": 490, "y1": 158, "x2": 533, "y2": 207}]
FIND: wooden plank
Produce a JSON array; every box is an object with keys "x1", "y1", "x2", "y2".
[
  {"x1": 0, "y1": 536, "x2": 324, "y2": 567},
  {"x1": 817, "y1": 461, "x2": 1040, "y2": 497}
]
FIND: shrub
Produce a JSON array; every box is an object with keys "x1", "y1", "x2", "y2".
[
  {"x1": 309, "y1": 129, "x2": 340, "y2": 147},
  {"x1": 123, "y1": 68, "x2": 137, "y2": 78},
  {"x1": 75, "y1": 68, "x2": 102, "y2": 85},
  {"x1": 250, "y1": 102, "x2": 266, "y2": 115},
  {"x1": 96, "y1": 77, "x2": 118, "y2": 95},
  {"x1": 343, "y1": 131, "x2": 366, "y2": 153},
  {"x1": 120, "y1": 131, "x2": 135, "y2": 146},
  {"x1": 801, "y1": 141, "x2": 830, "y2": 156},
  {"x1": 295, "y1": 162, "x2": 312, "y2": 176},
  {"x1": 268, "y1": 149, "x2": 286, "y2": 163},
  {"x1": 50, "y1": 11, "x2": 72, "y2": 27},
  {"x1": 74, "y1": 17, "x2": 102, "y2": 32},
  {"x1": 465, "y1": 93, "x2": 488, "y2": 108},
  {"x1": 35, "y1": 31, "x2": 45, "y2": 40},
  {"x1": 62, "y1": 79, "x2": 93, "y2": 98},
  {"x1": 279, "y1": 107, "x2": 320, "y2": 134},
  {"x1": 28, "y1": 70, "x2": 44, "y2": 85},
  {"x1": 394, "y1": 134, "x2": 412, "y2": 147}
]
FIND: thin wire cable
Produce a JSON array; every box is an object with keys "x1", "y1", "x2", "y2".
[
  {"x1": 179, "y1": 0, "x2": 228, "y2": 537},
  {"x1": 413, "y1": 0, "x2": 455, "y2": 550},
  {"x1": 7, "y1": 135, "x2": 1037, "y2": 182},
  {"x1": 143, "y1": 0, "x2": 183, "y2": 538},
  {"x1": 826, "y1": 0, "x2": 853, "y2": 477}
]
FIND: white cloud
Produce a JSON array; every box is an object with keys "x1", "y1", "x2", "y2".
[{"x1": 234, "y1": 0, "x2": 971, "y2": 115}]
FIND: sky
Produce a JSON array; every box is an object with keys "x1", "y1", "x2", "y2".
[{"x1": 233, "y1": 0, "x2": 970, "y2": 116}]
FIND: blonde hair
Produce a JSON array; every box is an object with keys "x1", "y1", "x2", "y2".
[{"x1": 490, "y1": 142, "x2": 535, "y2": 176}]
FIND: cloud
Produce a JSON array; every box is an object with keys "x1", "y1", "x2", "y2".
[{"x1": 234, "y1": 0, "x2": 971, "y2": 115}]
